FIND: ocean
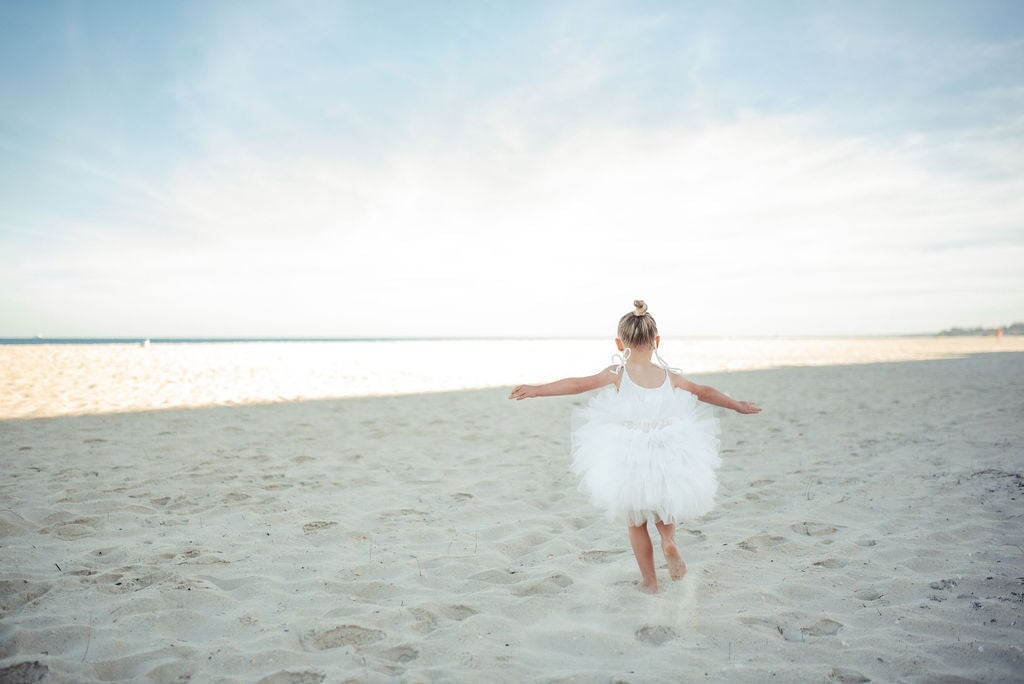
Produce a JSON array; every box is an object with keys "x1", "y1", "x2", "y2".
[{"x1": 2, "y1": 336, "x2": 1020, "y2": 419}]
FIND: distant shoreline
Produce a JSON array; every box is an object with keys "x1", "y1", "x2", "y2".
[
  {"x1": 3, "y1": 324, "x2": 1022, "y2": 346},
  {"x1": 937, "y1": 322, "x2": 1023, "y2": 337},
  {"x1": 0, "y1": 337, "x2": 459, "y2": 346},
  {"x1": 0, "y1": 333, "x2": 1011, "y2": 346}
]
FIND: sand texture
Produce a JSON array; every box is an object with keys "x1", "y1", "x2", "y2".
[{"x1": 2, "y1": 352, "x2": 1023, "y2": 682}]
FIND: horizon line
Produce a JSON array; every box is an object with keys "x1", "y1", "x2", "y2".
[{"x1": 0, "y1": 332, "x2": 1012, "y2": 345}]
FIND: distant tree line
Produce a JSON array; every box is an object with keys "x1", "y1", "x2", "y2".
[{"x1": 938, "y1": 322, "x2": 1024, "y2": 336}]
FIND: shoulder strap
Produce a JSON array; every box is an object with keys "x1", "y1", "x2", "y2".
[
  {"x1": 609, "y1": 347, "x2": 631, "y2": 375},
  {"x1": 653, "y1": 346, "x2": 681, "y2": 375}
]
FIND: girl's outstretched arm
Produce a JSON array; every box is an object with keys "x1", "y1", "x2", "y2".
[
  {"x1": 509, "y1": 367, "x2": 618, "y2": 400},
  {"x1": 671, "y1": 375, "x2": 761, "y2": 414}
]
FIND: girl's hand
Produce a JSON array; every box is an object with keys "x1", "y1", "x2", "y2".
[
  {"x1": 509, "y1": 385, "x2": 539, "y2": 400},
  {"x1": 735, "y1": 401, "x2": 761, "y2": 414}
]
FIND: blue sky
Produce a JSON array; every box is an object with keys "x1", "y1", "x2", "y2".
[{"x1": 1, "y1": 1, "x2": 1022, "y2": 337}]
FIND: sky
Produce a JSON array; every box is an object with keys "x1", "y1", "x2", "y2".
[{"x1": 1, "y1": 1, "x2": 1022, "y2": 338}]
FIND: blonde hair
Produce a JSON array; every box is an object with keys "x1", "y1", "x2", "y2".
[{"x1": 617, "y1": 299, "x2": 658, "y2": 349}]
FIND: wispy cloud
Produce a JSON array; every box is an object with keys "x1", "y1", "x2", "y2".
[
  {"x1": 8, "y1": 114, "x2": 1019, "y2": 336},
  {"x1": 1, "y1": 1, "x2": 1021, "y2": 336}
]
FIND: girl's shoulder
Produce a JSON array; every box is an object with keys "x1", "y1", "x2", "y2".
[{"x1": 669, "y1": 372, "x2": 701, "y2": 394}]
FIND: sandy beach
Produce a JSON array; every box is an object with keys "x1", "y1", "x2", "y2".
[{"x1": 2, "y1": 348, "x2": 1023, "y2": 682}]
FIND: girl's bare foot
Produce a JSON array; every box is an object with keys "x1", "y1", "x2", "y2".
[
  {"x1": 663, "y1": 541, "x2": 687, "y2": 580},
  {"x1": 639, "y1": 578, "x2": 659, "y2": 594}
]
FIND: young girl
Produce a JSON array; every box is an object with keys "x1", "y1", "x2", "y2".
[{"x1": 509, "y1": 300, "x2": 760, "y2": 593}]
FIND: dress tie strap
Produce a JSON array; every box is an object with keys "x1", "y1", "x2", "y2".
[
  {"x1": 653, "y1": 346, "x2": 682, "y2": 375},
  {"x1": 610, "y1": 347, "x2": 631, "y2": 375}
]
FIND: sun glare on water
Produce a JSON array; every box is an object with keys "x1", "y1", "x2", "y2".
[{"x1": 2, "y1": 336, "x2": 1021, "y2": 419}]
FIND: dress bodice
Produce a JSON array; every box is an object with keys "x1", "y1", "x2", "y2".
[{"x1": 620, "y1": 366, "x2": 670, "y2": 391}]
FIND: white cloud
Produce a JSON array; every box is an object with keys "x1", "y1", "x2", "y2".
[{"x1": 8, "y1": 115, "x2": 1020, "y2": 337}]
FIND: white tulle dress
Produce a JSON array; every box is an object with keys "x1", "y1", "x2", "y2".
[{"x1": 570, "y1": 360, "x2": 721, "y2": 526}]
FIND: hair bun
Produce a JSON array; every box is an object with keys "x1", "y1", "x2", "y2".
[{"x1": 633, "y1": 299, "x2": 648, "y2": 317}]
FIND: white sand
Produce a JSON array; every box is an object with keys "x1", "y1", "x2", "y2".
[{"x1": 2, "y1": 350, "x2": 1023, "y2": 681}]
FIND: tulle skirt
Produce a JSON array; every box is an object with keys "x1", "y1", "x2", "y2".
[{"x1": 570, "y1": 386, "x2": 721, "y2": 526}]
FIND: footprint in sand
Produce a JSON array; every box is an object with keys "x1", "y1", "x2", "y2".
[
  {"x1": 408, "y1": 608, "x2": 438, "y2": 634},
  {"x1": 440, "y1": 604, "x2": 478, "y2": 621},
  {"x1": 829, "y1": 667, "x2": 871, "y2": 683},
  {"x1": 102, "y1": 569, "x2": 162, "y2": 594},
  {"x1": 0, "y1": 515, "x2": 29, "y2": 539},
  {"x1": 196, "y1": 575, "x2": 257, "y2": 592},
  {"x1": 738, "y1": 535, "x2": 787, "y2": 552},
  {"x1": 40, "y1": 511, "x2": 96, "y2": 533},
  {"x1": 635, "y1": 625, "x2": 677, "y2": 646},
  {"x1": 309, "y1": 625, "x2": 386, "y2": 650},
  {"x1": 580, "y1": 549, "x2": 627, "y2": 563},
  {"x1": 813, "y1": 558, "x2": 847, "y2": 569},
  {"x1": 56, "y1": 524, "x2": 96, "y2": 540},
  {"x1": 257, "y1": 671, "x2": 326, "y2": 684},
  {"x1": 469, "y1": 569, "x2": 520, "y2": 585},
  {"x1": 801, "y1": 618, "x2": 843, "y2": 637},
  {"x1": 302, "y1": 521, "x2": 338, "y2": 534},
  {"x1": 0, "y1": 661, "x2": 49, "y2": 682},
  {"x1": 379, "y1": 509, "x2": 429, "y2": 522},
  {"x1": 146, "y1": 661, "x2": 196, "y2": 682},
  {"x1": 854, "y1": 588, "x2": 885, "y2": 601},
  {"x1": 740, "y1": 616, "x2": 804, "y2": 642},
  {"x1": 511, "y1": 574, "x2": 573, "y2": 596},
  {"x1": 0, "y1": 580, "x2": 52, "y2": 612},
  {"x1": 383, "y1": 645, "x2": 419, "y2": 663},
  {"x1": 65, "y1": 569, "x2": 96, "y2": 577},
  {"x1": 790, "y1": 522, "x2": 840, "y2": 537}
]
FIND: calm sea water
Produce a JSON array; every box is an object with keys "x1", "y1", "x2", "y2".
[{"x1": 2, "y1": 337, "x2": 1021, "y2": 418}]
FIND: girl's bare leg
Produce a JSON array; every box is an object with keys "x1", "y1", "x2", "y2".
[
  {"x1": 628, "y1": 523, "x2": 658, "y2": 593},
  {"x1": 655, "y1": 521, "x2": 687, "y2": 580}
]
